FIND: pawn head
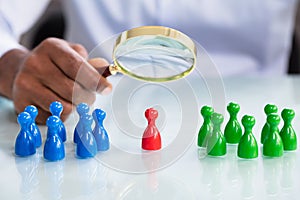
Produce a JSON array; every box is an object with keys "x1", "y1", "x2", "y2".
[
  {"x1": 211, "y1": 112, "x2": 224, "y2": 125},
  {"x1": 267, "y1": 114, "x2": 280, "y2": 127},
  {"x1": 242, "y1": 115, "x2": 255, "y2": 128},
  {"x1": 200, "y1": 106, "x2": 214, "y2": 117},
  {"x1": 145, "y1": 108, "x2": 158, "y2": 120},
  {"x1": 264, "y1": 104, "x2": 278, "y2": 115},
  {"x1": 77, "y1": 103, "x2": 89, "y2": 116},
  {"x1": 49, "y1": 101, "x2": 63, "y2": 117},
  {"x1": 17, "y1": 112, "x2": 32, "y2": 127},
  {"x1": 281, "y1": 108, "x2": 295, "y2": 122},
  {"x1": 46, "y1": 115, "x2": 61, "y2": 129},
  {"x1": 227, "y1": 102, "x2": 240, "y2": 114},
  {"x1": 24, "y1": 105, "x2": 38, "y2": 120},
  {"x1": 92, "y1": 109, "x2": 106, "y2": 121},
  {"x1": 82, "y1": 114, "x2": 93, "y2": 126}
]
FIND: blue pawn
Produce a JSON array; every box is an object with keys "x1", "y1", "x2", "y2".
[
  {"x1": 24, "y1": 105, "x2": 42, "y2": 148},
  {"x1": 92, "y1": 109, "x2": 110, "y2": 151},
  {"x1": 74, "y1": 103, "x2": 90, "y2": 144},
  {"x1": 50, "y1": 101, "x2": 66, "y2": 142},
  {"x1": 76, "y1": 114, "x2": 97, "y2": 158},
  {"x1": 44, "y1": 116, "x2": 65, "y2": 161},
  {"x1": 15, "y1": 112, "x2": 36, "y2": 157}
]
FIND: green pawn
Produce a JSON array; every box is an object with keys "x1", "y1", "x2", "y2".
[
  {"x1": 238, "y1": 115, "x2": 258, "y2": 159},
  {"x1": 198, "y1": 106, "x2": 214, "y2": 147},
  {"x1": 224, "y1": 102, "x2": 242, "y2": 144},
  {"x1": 280, "y1": 109, "x2": 297, "y2": 151},
  {"x1": 207, "y1": 113, "x2": 227, "y2": 156},
  {"x1": 261, "y1": 104, "x2": 278, "y2": 144},
  {"x1": 263, "y1": 114, "x2": 284, "y2": 157}
]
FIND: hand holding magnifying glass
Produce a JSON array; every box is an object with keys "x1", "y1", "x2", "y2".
[{"x1": 94, "y1": 26, "x2": 197, "y2": 82}]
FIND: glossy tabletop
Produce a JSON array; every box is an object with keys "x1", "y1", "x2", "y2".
[{"x1": 0, "y1": 74, "x2": 300, "y2": 200}]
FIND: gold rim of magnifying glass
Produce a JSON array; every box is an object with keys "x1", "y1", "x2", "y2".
[{"x1": 110, "y1": 26, "x2": 197, "y2": 82}]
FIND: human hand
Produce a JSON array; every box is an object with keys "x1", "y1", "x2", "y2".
[{"x1": 0, "y1": 38, "x2": 112, "y2": 124}]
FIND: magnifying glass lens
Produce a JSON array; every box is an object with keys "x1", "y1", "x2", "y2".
[{"x1": 114, "y1": 35, "x2": 195, "y2": 80}]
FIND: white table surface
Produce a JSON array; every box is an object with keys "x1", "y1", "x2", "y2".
[{"x1": 0, "y1": 74, "x2": 300, "y2": 200}]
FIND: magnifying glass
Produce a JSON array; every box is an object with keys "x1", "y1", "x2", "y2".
[{"x1": 101, "y1": 26, "x2": 197, "y2": 82}]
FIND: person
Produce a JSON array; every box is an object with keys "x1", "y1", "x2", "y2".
[{"x1": 0, "y1": 0, "x2": 298, "y2": 124}]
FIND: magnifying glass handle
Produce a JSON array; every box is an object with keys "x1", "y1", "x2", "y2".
[
  {"x1": 97, "y1": 64, "x2": 119, "y2": 78},
  {"x1": 99, "y1": 66, "x2": 112, "y2": 78},
  {"x1": 89, "y1": 58, "x2": 114, "y2": 78}
]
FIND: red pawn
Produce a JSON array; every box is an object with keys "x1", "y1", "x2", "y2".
[{"x1": 142, "y1": 108, "x2": 162, "y2": 150}]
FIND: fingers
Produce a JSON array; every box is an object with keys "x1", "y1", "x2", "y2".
[
  {"x1": 38, "y1": 58, "x2": 96, "y2": 105},
  {"x1": 11, "y1": 38, "x2": 113, "y2": 124},
  {"x1": 12, "y1": 73, "x2": 74, "y2": 124},
  {"x1": 88, "y1": 58, "x2": 112, "y2": 78},
  {"x1": 75, "y1": 60, "x2": 112, "y2": 95},
  {"x1": 70, "y1": 43, "x2": 88, "y2": 59},
  {"x1": 40, "y1": 38, "x2": 111, "y2": 94},
  {"x1": 87, "y1": 58, "x2": 112, "y2": 93},
  {"x1": 88, "y1": 58, "x2": 109, "y2": 70}
]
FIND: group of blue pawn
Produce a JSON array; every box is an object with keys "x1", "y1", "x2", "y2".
[
  {"x1": 14, "y1": 101, "x2": 110, "y2": 161},
  {"x1": 73, "y1": 102, "x2": 110, "y2": 159}
]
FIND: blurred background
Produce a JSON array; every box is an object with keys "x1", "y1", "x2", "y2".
[{"x1": 20, "y1": 0, "x2": 300, "y2": 74}]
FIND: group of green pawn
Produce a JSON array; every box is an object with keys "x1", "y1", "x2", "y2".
[{"x1": 197, "y1": 102, "x2": 298, "y2": 159}]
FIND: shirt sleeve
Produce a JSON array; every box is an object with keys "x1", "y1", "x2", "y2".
[
  {"x1": 0, "y1": 0, "x2": 50, "y2": 57},
  {"x1": 0, "y1": 13, "x2": 26, "y2": 56}
]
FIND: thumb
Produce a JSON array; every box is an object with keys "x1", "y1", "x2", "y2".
[{"x1": 88, "y1": 58, "x2": 111, "y2": 77}]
